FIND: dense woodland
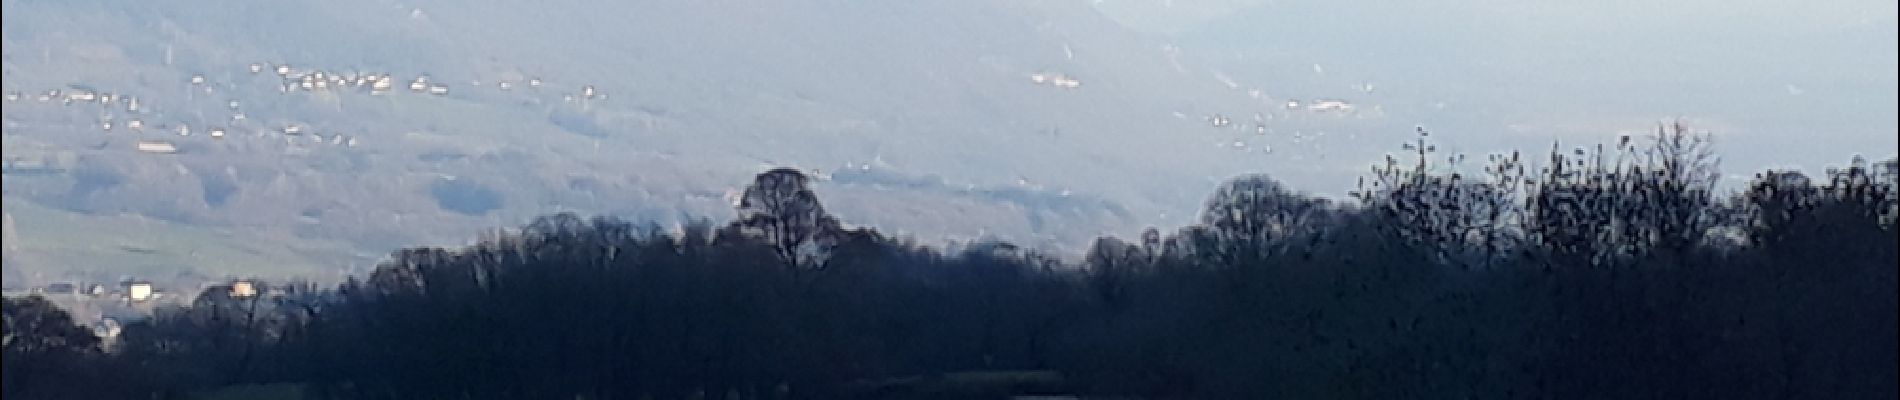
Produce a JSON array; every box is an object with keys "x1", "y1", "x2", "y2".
[{"x1": 4, "y1": 125, "x2": 1896, "y2": 399}]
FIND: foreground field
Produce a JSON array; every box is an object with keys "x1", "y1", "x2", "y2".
[{"x1": 2, "y1": 196, "x2": 358, "y2": 286}]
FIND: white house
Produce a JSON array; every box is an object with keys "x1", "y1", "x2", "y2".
[
  {"x1": 127, "y1": 282, "x2": 154, "y2": 301},
  {"x1": 136, "y1": 141, "x2": 178, "y2": 154}
]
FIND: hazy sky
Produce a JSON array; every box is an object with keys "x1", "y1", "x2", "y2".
[
  {"x1": 1096, "y1": 0, "x2": 1899, "y2": 35},
  {"x1": 0, "y1": 0, "x2": 1891, "y2": 268},
  {"x1": 1096, "y1": 0, "x2": 1898, "y2": 183}
]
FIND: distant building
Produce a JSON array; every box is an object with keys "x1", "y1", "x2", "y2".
[
  {"x1": 66, "y1": 91, "x2": 98, "y2": 102},
  {"x1": 410, "y1": 75, "x2": 431, "y2": 92},
  {"x1": 1308, "y1": 99, "x2": 1354, "y2": 112},
  {"x1": 1031, "y1": 72, "x2": 1080, "y2": 89},
  {"x1": 371, "y1": 76, "x2": 394, "y2": 94},
  {"x1": 126, "y1": 282, "x2": 154, "y2": 302},
  {"x1": 230, "y1": 280, "x2": 258, "y2": 298},
  {"x1": 136, "y1": 141, "x2": 179, "y2": 154},
  {"x1": 46, "y1": 282, "x2": 77, "y2": 295}
]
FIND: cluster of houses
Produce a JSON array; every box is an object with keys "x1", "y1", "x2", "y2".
[
  {"x1": 1020, "y1": 65, "x2": 1371, "y2": 156},
  {"x1": 3, "y1": 81, "x2": 365, "y2": 155},
  {"x1": 13, "y1": 277, "x2": 300, "y2": 303},
  {"x1": 1178, "y1": 96, "x2": 1365, "y2": 155},
  {"x1": 3, "y1": 278, "x2": 307, "y2": 343},
  {"x1": 1027, "y1": 72, "x2": 1083, "y2": 89},
  {"x1": 1285, "y1": 98, "x2": 1356, "y2": 113},
  {"x1": 2, "y1": 60, "x2": 611, "y2": 157},
  {"x1": 254, "y1": 63, "x2": 454, "y2": 96},
  {"x1": 241, "y1": 60, "x2": 605, "y2": 103},
  {"x1": 20, "y1": 280, "x2": 165, "y2": 303}
]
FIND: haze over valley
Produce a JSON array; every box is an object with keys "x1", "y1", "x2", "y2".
[{"x1": 3, "y1": 0, "x2": 1894, "y2": 287}]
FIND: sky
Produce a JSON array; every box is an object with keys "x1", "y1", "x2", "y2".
[
  {"x1": 1093, "y1": 0, "x2": 1899, "y2": 186},
  {"x1": 0, "y1": 0, "x2": 1894, "y2": 282}
]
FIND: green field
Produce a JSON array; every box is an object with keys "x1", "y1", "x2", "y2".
[{"x1": 2, "y1": 195, "x2": 360, "y2": 285}]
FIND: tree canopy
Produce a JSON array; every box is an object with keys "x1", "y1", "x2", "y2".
[{"x1": 5, "y1": 130, "x2": 1896, "y2": 399}]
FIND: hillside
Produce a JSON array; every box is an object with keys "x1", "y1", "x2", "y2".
[{"x1": 1, "y1": 0, "x2": 1393, "y2": 283}]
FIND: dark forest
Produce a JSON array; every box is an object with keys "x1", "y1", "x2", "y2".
[{"x1": 5, "y1": 125, "x2": 1896, "y2": 399}]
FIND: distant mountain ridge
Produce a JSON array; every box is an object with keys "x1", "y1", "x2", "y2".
[{"x1": 0, "y1": 0, "x2": 1310, "y2": 283}]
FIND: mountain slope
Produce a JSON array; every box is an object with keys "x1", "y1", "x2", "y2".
[{"x1": 3, "y1": 0, "x2": 1325, "y2": 282}]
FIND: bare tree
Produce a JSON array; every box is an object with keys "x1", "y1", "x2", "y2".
[
  {"x1": 1627, "y1": 122, "x2": 1722, "y2": 253},
  {"x1": 1523, "y1": 122, "x2": 1723, "y2": 265},
  {"x1": 1083, "y1": 237, "x2": 1148, "y2": 311},
  {"x1": 365, "y1": 248, "x2": 456, "y2": 296},
  {"x1": 734, "y1": 168, "x2": 843, "y2": 269},
  {"x1": 1355, "y1": 127, "x2": 1522, "y2": 267},
  {"x1": 1202, "y1": 175, "x2": 1328, "y2": 242}
]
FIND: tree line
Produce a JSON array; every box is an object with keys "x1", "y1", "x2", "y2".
[{"x1": 4, "y1": 124, "x2": 1896, "y2": 399}]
